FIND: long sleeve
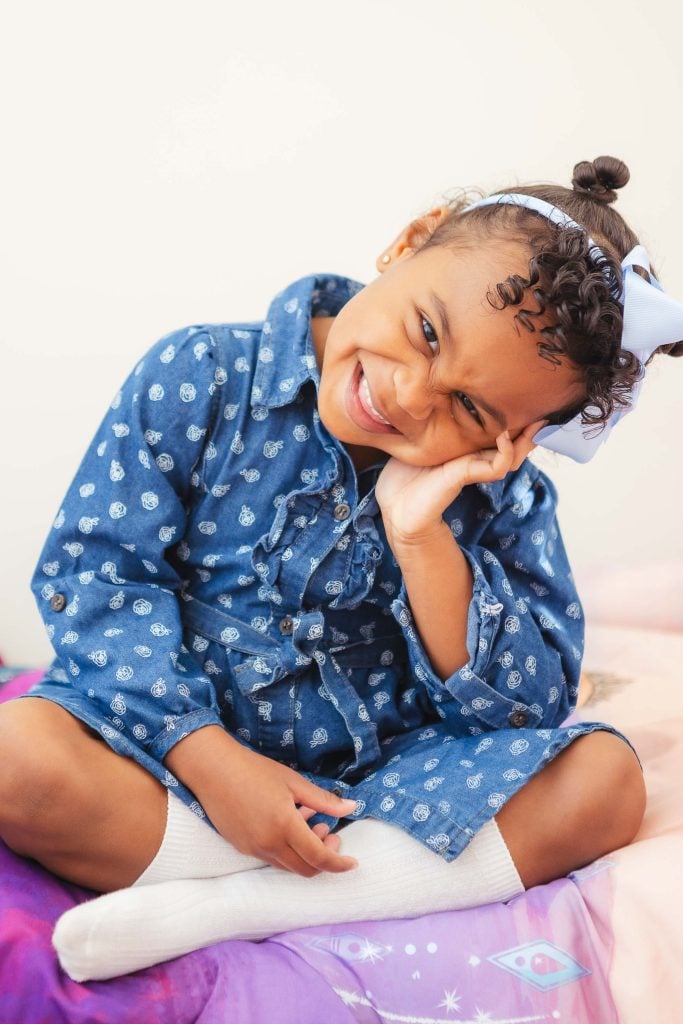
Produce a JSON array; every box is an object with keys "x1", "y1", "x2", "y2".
[
  {"x1": 31, "y1": 326, "x2": 229, "y2": 760},
  {"x1": 390, "y1": 467, "x2": 582, "y2": 735}
]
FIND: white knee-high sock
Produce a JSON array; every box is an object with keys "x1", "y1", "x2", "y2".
[
  {"x1": 53, "y1": 817, "x2": 524, "y2": 982},
  {"x1": 134, "y1": 792, "x2": 266, "y2": 885}
]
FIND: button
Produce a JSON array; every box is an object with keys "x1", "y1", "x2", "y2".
[
  {"x1": 333, "y1": 502, "x2": 352, "y2": 521},
  {"x1": 509, "y1": 710, "x2": 529, "y2": 728},
  {"x1": 279, "y1": 615, "x2": 294, "y2": 635},
  {"x1": 331, "y1": 787, "x2": 342, "y2": 797},
  {"x1": 50, "y1": 593, "x2": 67, "y2": 613}
]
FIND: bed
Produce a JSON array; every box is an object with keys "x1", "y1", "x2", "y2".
[{"x1": 1, "y1": 607, "x2": 681, "y2": 1023}]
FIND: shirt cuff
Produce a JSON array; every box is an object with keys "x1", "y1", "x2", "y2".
[
  {"x1": 390, "y1": 555, "x2": 542, "y2": 731},
  {"x1": 390, "y1": 546, "x2": 503, "y2": 684},
  {"x1": 149, "y1": 707, "x2": 225, "y2": 761}
]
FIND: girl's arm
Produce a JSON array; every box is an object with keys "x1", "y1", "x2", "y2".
[
  {"x1": 382, "y1": 522, "x2": 473, "y2": 682},
  {"x1": 32, "y1": 327, "x2": 228, "y2": 762},
  {"x1": 377, "y1": 428, "x2": 582, "y2": 732},
  {"x1": 33, "y1": 325, "x2": 358, "y2": 875},
  {"x1": 376, "y1": 430, "x2": 530, "y2": 687}
]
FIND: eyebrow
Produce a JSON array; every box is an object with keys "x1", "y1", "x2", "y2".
[{"x1": 429, "y1": 290, "x2": 509, "y2": 430}]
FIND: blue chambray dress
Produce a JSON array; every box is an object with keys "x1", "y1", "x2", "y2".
[{"x1": 26, "y1": 274, "x2": 637, "y2": 861}]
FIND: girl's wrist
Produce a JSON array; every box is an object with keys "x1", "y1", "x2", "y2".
[
  {"x1": 165, "y1": 725, "x2": 244, "y2": 792},
  {"x1": 386, "y1": 518, "x2": 453, "y2": 558}
]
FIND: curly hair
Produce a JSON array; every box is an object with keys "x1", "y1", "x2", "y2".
[{"x1": 420, "y1": 156, "x2": 683, "y2": 434}]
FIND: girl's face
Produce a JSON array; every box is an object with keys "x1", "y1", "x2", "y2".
[{"x1": 313, "y1": 233, "x2": 585, "y2": 470}]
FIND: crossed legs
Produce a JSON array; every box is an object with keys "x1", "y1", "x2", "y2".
[{"x1": 0, "y1": 697, "x2": 646, "y2": 980}]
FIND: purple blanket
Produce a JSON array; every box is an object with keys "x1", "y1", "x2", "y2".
[{"x1": 0, "y1": 671, "x2": 620, "y2": 1023}]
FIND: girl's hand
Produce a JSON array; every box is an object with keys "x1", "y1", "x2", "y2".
[
  {"x1": 167, "y1": 727, "x2": 358, "y2": 877},
  {"x1": 376, "y1": 420, "x2": 546, "y2": 546},
  {"x1": 207, "y1": 745, "x2": 358, "y2": 877}
]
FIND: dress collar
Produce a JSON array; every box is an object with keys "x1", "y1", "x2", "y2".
[{"x1": 250, "y1": 273, "x2": 364, "y2": 409}]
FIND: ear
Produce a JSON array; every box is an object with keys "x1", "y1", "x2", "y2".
[{"x1": 376, "y1": 206, "x2": 451, "y2": 273}]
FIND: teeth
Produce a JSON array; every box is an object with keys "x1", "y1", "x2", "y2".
[{"x1": 359, "y1": 373, "x2": 391, "y2": 425}]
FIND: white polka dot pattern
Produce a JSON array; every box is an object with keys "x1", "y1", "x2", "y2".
[{"x1": 27, "y1": 274, "x2": 631, "y2": 862}]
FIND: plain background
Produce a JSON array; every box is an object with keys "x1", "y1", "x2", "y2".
[{"x1": 1, "y1": 0, "x2": 682, "y2": 665}]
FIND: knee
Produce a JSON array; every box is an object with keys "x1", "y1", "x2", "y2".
[
  {"x1": 498, "y1": 730, "x2": 647, "y2": 888},
  {"x1": 575, "y1": 732, "x2": 646, "y2": 855}
]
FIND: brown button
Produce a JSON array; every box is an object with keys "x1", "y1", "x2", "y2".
[
  {"x1": 333, "y1": 502, "x2": 351, "y2": 521},
  {"x1": 331, "y1": 787, "x2": 343, "y2": 797},
  {"x1": 279, "y1": 615, "x2": 294, "y2": 636},
  {"x1": 509, "y1": 710, "x2": 529, "y2": 728},
  {"x1": 50, "y1": 593, "x2": 67, "y2": 613}
]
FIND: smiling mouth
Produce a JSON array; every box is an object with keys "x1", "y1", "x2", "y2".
[
  {"x1": 359, "y1": 372, "x2": 391, "y2": 425},
  {"x1": 347, "y1": 363, "x2": 400, "y2": 435}
]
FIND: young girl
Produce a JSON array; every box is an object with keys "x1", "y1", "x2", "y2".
[{"x1": 1, "y1": 156, "x2": 679, "y2": 982}]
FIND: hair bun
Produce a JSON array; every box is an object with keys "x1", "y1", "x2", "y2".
[{"x1": 571, "y1": 156, "x2": 630, "y2": 205}]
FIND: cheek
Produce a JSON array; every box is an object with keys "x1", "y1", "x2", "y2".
[
  {"x1": 449, "y1": 407, "x2": 494, "y2": 447},
  {"x1": 422, "y1": 423, "x2": 484, "y2": 464}
]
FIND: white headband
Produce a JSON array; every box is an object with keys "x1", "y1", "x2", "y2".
[{"x1": 464, "y1": 193, "x2": 681, "y2": 463}]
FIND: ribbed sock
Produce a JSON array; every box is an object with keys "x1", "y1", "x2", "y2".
[
  {"x1": 53, "y1": 815, "x2": 524, "y2": 982},
  {"x1": 133, "y1": 792, "x2": 266, "y2": 885}
]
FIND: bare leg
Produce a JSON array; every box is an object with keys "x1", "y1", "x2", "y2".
[
  {"x1": 0, "y1": 695, "x2": 645, "y2": 898},
  {"x1": 0, "y1": 697, "x2": 167, "y2": 890},
  {"x1": 496, "y1": 730, "x2": 646, "y2": 888}
]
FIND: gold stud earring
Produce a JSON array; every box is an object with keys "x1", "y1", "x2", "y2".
[{"x1": 381, "y1": 254, "x2": 391, "y2": 264}]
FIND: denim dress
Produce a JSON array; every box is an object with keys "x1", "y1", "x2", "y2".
[{"x1": 26, "y1": 274, "x2": 636, "y2": 861}]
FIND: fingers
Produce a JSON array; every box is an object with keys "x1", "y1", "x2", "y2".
[
  {"x1": 287, "y1": 814, "x2": 358, "y2": 875},
  {"x1": 277, "y1": 826, "x2": 342, "y2": 877},
  {"x1": 519, "y1": 418, "x2": 547, "y2": 448},
  {"x1": 468, "y1": 429, "x2": 513, "y2": 482},
  {"x1": 312, "y1": 823, "x2": 342, "y2": 852},
  {"x1": 292, "y1": 778, "x2": 357, "y2": 819},
  {"x1": 254, "y1": 819, "x2": 348, "y2": 877},
  {"x1": 472, "y1": 418, "x2": 547, "y2": 480},
  {"x1": 511, "y1": 419, "x2": 548, "y2": 469},
  {"x1": 271, "y1": 847, "x2": 325, "y2": 878},
  {"x1": 299, "y1": 808, "x2": 343, "y2": 851},
  {"x1": 496, "y1": 419, "x2": 548, "y2": 474}
]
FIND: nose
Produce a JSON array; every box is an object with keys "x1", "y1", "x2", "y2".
[{"x1": 393, "y1": 364, "x2": 440, "y2": 421}]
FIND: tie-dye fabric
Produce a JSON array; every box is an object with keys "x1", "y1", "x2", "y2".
[{"x1": 25, "y1": 274, "x2": 636, "y2": 860}]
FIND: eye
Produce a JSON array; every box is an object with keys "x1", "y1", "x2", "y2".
[
  {"x1": 455, "y1": 391, "x2": 483, "y2": 426},
  {"x1": 419, "y1": 311, "x2": 483, "y2": 428},
  {"x1": 420, "y1": 315, "x2": 439, "y2": 352}
]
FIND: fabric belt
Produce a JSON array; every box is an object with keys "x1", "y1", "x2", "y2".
[{"x1": 181, "y1": 595, "x2": 406, "y2": 776}]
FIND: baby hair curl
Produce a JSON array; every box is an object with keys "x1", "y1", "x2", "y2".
[{"x1": 422, "y1": 156, "x2": 682, "y2": 433}]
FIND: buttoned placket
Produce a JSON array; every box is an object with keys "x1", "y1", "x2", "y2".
[{"x1": 181, "y1": 470, "x2": 389, "y2": 777}]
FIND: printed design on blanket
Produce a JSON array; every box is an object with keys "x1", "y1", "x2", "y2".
[
  {"x1": 280, "y1": 859, "x2": 618, "y2": 1024},
  {"x1": 488, "y1": 939, "x2": 591, "y2": 991}
]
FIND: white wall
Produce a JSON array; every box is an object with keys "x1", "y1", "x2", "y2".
[{"x1": 2, "y1": 0, "x2": 682, "y2": 664}]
